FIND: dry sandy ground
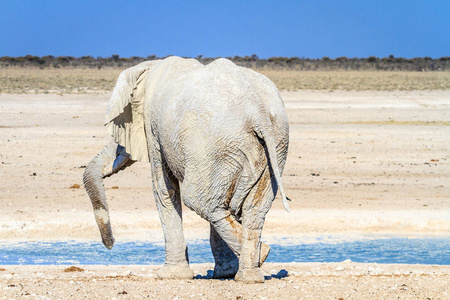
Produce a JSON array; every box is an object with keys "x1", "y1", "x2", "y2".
[
  {"x1": 1, "y1": 263, "x2": 450, "y2": 299},
  {"x1": 0, "y1": 90, "x2": 449, "y2": 298}
]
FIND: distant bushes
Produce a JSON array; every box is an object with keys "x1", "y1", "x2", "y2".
[{"x1": 0, "y1": 54, "x2": 449, "y2": 71}]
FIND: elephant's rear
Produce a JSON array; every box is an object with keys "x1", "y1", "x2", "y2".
[{"x1": 154, "y1": 58, "x2": 289, "y2": 217}]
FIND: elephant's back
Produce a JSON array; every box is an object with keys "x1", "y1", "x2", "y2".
[
  {"x1": 150, "y1": 58, "x2": 287, "y2": 181},
  {"x1": 157, "y1": 59, "x2": 263, "y2": 141},
  {"x1": 150, "y1": 57, "x2": 283, "y2": 118}
]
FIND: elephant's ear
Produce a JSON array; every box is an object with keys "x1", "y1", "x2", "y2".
[{"x1": 105, "y1": 60, "x2": 160, "y2": 163}]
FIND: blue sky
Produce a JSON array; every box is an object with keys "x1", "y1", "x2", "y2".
[{"x1": 0, "y1": 0, "x2": 448, "y2": 58}]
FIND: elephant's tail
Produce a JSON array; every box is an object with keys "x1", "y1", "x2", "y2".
[{"x1": 254, "y1": 115, "x2": 290, "y2": 213}]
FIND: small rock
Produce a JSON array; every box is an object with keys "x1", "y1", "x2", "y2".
[
  {"x1": 69, "y1": 184, "x2": 80, "y2": 189},
  {"x1": 334, "y1": 266, "x2": 344, "y2": 271}
]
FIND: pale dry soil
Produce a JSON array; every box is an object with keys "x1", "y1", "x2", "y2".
[
  {"x1": 0, "y1": 90, "x2": 449, "y2": 298},
  {"x1": 1, "y1": 264, "x2": 449, "y2": 299}
]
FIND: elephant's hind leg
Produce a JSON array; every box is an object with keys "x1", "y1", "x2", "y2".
[
  {"x1": 210, "y1": 223, "x2": 270, "y2": 280},
  {"x1": 235, "y1": 167, "x2": 276, "y2": 284},
  {"x1": 209, "y1": 209, "x2": 271, "y2": 279},
  {"x1": 210, "y1": 224, "x2": 239, "y2": 279},
  {"x1": 150, "y1": 152, "x2": 193, "y2": 280}
]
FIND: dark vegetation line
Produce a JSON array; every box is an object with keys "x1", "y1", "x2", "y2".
[{"x1": 1, "y1": 54, "x2": 449, "y2": 71}]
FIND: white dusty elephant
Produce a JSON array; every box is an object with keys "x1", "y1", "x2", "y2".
[{"x1": 83, "y1": 56, "x2": 289, "y2": 283}]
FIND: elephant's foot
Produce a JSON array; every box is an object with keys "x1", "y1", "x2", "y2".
[
  {"x1": 259, "y1": 242, "x2": 270, "y2": 266},
  {"x1": 213, "y1": 258, "x2": 239, "y2": 279},
  {"x1": 235, "y1": 268, "x2": 265, "y2": 284},
  {"x1": 212, "y1": 242, "x2": 269, "y2": 279},
  {"x1": 157, "y1": 264, "x2": 194, "y2": 279}
]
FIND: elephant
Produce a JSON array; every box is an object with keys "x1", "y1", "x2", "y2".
[{"x1": 83, "y1": 56, "x2": 289, "y2": 283}]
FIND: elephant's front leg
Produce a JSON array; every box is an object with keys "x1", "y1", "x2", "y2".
[{"x1": 151, "y1": 157, "x2": 193, "y2": 279}]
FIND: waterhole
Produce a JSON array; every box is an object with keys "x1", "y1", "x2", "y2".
[{"x1": 1, "y1": 237, "x2": 449, "y2": 265}]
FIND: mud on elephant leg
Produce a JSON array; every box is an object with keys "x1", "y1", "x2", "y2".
[
  {"x1": 235, "y1": 168, "x2": 275, "y2": 284},
  {"x1": 151, "y1": 156, "x2": 193, "y2": 279},
  {"x1": 210, "y1": 224, "x2": 239, "y2": 279}
]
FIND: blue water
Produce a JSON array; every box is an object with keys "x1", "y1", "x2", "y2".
[{"x1": 0, "y1": 238, "x2": 449, "y2": 265}]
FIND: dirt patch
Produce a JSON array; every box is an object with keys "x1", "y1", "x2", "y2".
[{"x1": 63, "y1": 266, "x2": 84, "y2": 272}]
